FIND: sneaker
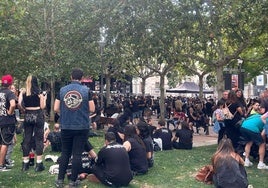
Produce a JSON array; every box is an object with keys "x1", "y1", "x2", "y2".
[
  {"x1": 0, "y1": 165, "x2": 11, "y2": 172},
  {"x1": 5, "y1": 159, "x2": 14, "y2": 168},
  {"x1": 55, "y1": 179, "x2": 64, "y2": 188},
  {"x1": 244, "y1": 160, "x2": 253, "y2": 167},
  {"x1": 6, "y1": 159, "x2": 14, "y2": 164},
  {"x1": 35, "y1": 162, "x2": 45, "y2": 172},
  {"x1": 257, "y1": 162, "x2": 268, "y2": 169}
]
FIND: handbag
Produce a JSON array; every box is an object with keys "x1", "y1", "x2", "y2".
[
  {"x1": 213, "y1": 121, "x2": 221, "y2": 134},
  {"x1": 195, "y1": 164, "x2": 214, "y2": 184},
  {"x1": 223, "y1": 103, "x2": 237, "y2": 120}
]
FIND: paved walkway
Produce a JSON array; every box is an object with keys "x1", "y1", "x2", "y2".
[{"x1": 192, "y1": 126, "x2": 218, "y2": 147}]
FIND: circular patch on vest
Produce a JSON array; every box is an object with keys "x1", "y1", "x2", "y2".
[{"x1": 63, "y1": 91, "x2": 82, "y2": 109}]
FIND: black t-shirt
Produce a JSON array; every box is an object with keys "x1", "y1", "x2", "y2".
[
  {"x1": 0, "y1": 88, "x2": 16, "y2": 127},
  {"x1": 175, "y1": 129, "x2": 193, "y2": 146},
  {"x1": 142, "y1": 136, "x2": 154, "y2": 167},
  {"x1": 127, "y1": 137, "x2": 148, "y2": 173},
  {"x1": 96, "y1": 142, "x2": 133, "y2": 186},
  {"x1": 153, "y1": 128, "x2": 172, "y2": 150}
]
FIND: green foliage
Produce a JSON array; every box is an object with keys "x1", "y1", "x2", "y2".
[
  {"x1": 206, "y1": 74, "x2": 217, "y2": 88},
  {"x1": 0, "y1": 0, "x2": 268, "y2": 97}
]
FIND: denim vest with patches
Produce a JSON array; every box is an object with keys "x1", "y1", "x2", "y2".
[{"x1": 59, "y1": 81, "x2": 90, "y2": 130}]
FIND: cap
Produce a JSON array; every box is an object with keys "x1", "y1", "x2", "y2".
[{"x1": 1, "y1": 74, "x2": 13, "y2": 86}]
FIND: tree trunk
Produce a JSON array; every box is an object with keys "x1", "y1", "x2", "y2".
[
  {"x1": 159, "y1": 74, "x2": 166, "y2": 121},
  {"x1": 198, "y1": 75, "x2": 204, "y2": 99},
  {"x1": 105, "y1": 74, "x2": 111, "y2": 108},
  {"x1": 216, "y1": 65, "x2": 225, "y2": 99},
  {"x1": 49, "y1": 78, "x2": 55, "y2": 122},
  {"x1": 141, "y1": 77, "x2": 146, "y2": 97}
]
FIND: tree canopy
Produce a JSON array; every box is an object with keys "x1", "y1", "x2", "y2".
[{"x1": 1, "y1": 0, "x2": 267, "y2": 104}]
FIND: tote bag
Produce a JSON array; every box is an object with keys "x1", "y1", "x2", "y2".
[{"x1": 223, "y1": 103, "x2": 237, "y2": 120}]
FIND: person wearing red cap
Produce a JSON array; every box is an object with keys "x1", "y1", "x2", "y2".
[{"x1": 0, "y1": 74, "x2": 16, "y2": 171}]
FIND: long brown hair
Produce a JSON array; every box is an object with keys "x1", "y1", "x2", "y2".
[
  {"x1": 211, "y1": 137, "x2": 236, "y2": 171},
  {"x1": 227, "y1": 90, "x2": 238, "y2": 104}
]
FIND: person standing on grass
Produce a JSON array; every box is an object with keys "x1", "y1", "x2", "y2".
[
  {"x1": 18, "y1": 75, "x2": 47, "y2": 172},
  {"x1": 213, "y1": 100, "x2": 226, "y2": 144},
  {"x1": 224, "y1": 90, "x2": 244, "y2": 151},
  {"x1": 0, "y1": 75, "x2": 16, "y2": 172},
  {"x1": 5, "y1": 84, "x2": 18, "y2": 168},
  {"x1": 54, "y1": 68, "x2": 95, "y2": 188}
]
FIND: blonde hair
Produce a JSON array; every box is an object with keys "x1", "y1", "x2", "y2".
[{"x1": 25, "y1": 75, "x2": 32, "y2": 96}]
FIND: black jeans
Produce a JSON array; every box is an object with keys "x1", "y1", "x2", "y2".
[
  {"x1": 58, "y1": 129, "x2": 89, "y2": 182},
  {"x1": 22, "y1": 109, "x2": 44, "y2": 156}
]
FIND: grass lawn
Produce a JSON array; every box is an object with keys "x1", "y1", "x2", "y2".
[{"x1": 1, "y1": 129, "x2": 268, "y2": 188}]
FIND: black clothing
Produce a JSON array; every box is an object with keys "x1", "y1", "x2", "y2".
[
  {"x1": 127, "y1": 137, "x2": 148, "y2": 174},
  {"x1": 142, "y1": 136, "x2": 154, "y2": 167},
  {"x1": 107, "y1": 126, "x2": 123, "y2": 144},
  {"x1": 224, "y1": 102, "x2": 242, "y2": 150},
  {"x1": 153, "y1": 128, "x2": 172, "y2": 150},
  {"x1": 92, "y1": 142, "x2": 133, "y2": 187},
  {"x1": 22, "y1": 94, "x2": 40, "y2": 108},
  {"x1": 148, "y1": 125, "x2": 156, "y2": 137},
  {"x1": 173, "y1": 129, "x2": 193, "y2": 149},
  {"x1": 213, "y1": 158, "x2": 248, "y2": 188},
  {"x1": 47, "y1": 131, "x2": 61, "y2": 152},
  {"x1": 0, "y1": 88, "x2": 16, "y2": 127}
]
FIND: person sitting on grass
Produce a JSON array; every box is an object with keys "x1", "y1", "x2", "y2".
[
  {"x1": 66, "y1": 140, "x2": 97, "y2": 180},
  {"x1": 123, "y1": 124, "x2": 148, "y2": 175},
  {"x1": 211, "y1": 137, "x2": 248, "y2": 188},
  {"x1": 172, "y1": 121, "x2": 193, "y2": 150},
  {"x1": 136, "y1": 121, "x2": 154, "y2": 168},
  {"x1": 87, "y1": 132, "x2": 133, "y2": 187},
  {"x1": 152, "y1": 120, "x2": 172, "y2": 150},
  {"x1": 46, "y1": 123, "x2": 61, "y2": 152}
]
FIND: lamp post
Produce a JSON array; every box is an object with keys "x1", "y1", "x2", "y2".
[{"x1": 98, "y1": 27, "x2": 107, "y2": 109}]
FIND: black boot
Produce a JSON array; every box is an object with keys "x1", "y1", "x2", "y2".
[
  {"x1": 22, "y1": 162, "x2": 29, "y2": 171},
  {"x1": 35, "y1": 162, "x2": 45, "y2": 172}
]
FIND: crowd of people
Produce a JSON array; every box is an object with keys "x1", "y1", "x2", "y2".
[{"x1": 0, "y1": 69, "x2": 268, "y2": 187}]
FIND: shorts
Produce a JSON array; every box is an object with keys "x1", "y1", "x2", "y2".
[
  {"x1": 240, "y1": 127, "x2": 264, "y2": 146},
  {"x1": 0, "y1": 125, "x2": 16, "y2": 145}
]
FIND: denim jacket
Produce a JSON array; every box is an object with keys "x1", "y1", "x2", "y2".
[{"x1": 59, "y1": 81, "x2": 90, "y2": 130}]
